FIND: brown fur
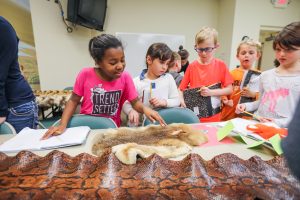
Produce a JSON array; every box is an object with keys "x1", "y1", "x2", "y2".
[{"x1": 91, "y1": 123, "x2": 207, "y2": 164}]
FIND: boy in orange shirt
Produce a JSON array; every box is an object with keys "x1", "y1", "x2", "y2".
[
  {"x1": 179, "y1": 27, "x2": 233, "y2": 122},
  {"x1": 221, "y1": 39, "x2": 261, "y2": 121}
]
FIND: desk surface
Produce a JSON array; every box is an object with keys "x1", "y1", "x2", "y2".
[{"x1": 0, "y1": 124, "x2": 276, "y2": 160}]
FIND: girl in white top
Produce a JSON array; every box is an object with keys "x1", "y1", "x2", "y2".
[
  {"x1": 123, "y1": 43, "x2": 180, "y2": 126},
  {"x1": 236, "y1": 22, "x2": 300, "y2": 127}
]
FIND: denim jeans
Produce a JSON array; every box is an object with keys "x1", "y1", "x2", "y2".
[{"x1": 7, "y1": 100, "x2": 38, "y2": 133}]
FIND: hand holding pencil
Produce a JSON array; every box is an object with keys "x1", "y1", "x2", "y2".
[
  {"x1": 235, "y1": 104, "x2": 274, "y2": 122},
  {"x1": 197, "y1": 83, "x2": 218, "y2": 97}
]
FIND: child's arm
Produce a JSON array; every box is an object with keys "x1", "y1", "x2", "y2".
[
  {"x1": 41, "y1": 93, "x2": 81, "y2": 139},
  {"x1": 130, "y1": 97, "x2": 166, "y2": 126},
  {"x1": 178, "y1": 89, "x2": 186, "y2": 107},
  {"x1": 200, "y1": 84, "x2": 233, "y2": 97},
  {"x1": 241, "y1": 87, "x2": 257, "y2": 98}
]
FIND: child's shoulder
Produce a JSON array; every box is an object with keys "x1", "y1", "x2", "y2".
[
  {"x1": 249, "y1": 68, "x2": 261, "y2": 75},
  {"x1": 76, "y1": 67, "x2": 95, "y2": 77}
]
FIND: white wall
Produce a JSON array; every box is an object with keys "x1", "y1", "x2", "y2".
[
  {"x1": 29, "y1": 0, "x2": 300, "y2": 89},
  {"x1": 217, "y1": 0, "x2": 236, "y2": 66},
  {"x1": 229, "y1": 0, "x2": 300, "y2": 69},
  {"x1": 30, "y1": 0, "x2": 219, "y2": 90},
  {"x1": 30, "y1": 0, "x2": 94, "y2": 90}
]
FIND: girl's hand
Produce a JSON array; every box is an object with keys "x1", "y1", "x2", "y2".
[
  {"x1": 143, "y1": 106, "x2": 166, "y2": 126},
  {"x1": 180, "y1": 99, "x2": 186, "y2": 108},
  {"x1": 200, "y1": 87, "x2": 213, "y2": 97},
  {"x1": 41, "y1": 125, "x2": 66, "y2": 140},
  {"x1": 241, "y1": 87, "x2": 256, "y2": 98},
  {"x1": 223, "y1": 99, "x2": 234, "y2": 107},
  {"x1": 258, "y1": 117, "x2": 274, "y2": 123},
  {"x1": 235, "y1": 104, "x2": 246, "y2": 114},
  {"x1": 0, "y1": 117, "x2": 6, "y2": 124},
  {"x1": 128, "y1": 109, "x2": 140, "y2": 126},
  {"x1": 149, "y1": 97, "x2": 167, "y2": 108}
]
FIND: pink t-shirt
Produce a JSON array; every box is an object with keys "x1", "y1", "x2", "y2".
[{"x1": 73, "y1": 67, "x2": 138, "y2": 127}]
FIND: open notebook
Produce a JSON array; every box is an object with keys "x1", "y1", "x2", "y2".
[{"x1": 0, "y1": 126, "x2": 91, "y2": 153}]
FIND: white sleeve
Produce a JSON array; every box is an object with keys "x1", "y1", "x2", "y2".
[
  {"x1": 248, "y1": 74, "x2": 260, "y2": 92},
  {"x1": 243, "y1": 74, "x2": 264, "y2": 112},
  {"x1": 166, "y1": 74, "x2": 180, "y2": 107}
]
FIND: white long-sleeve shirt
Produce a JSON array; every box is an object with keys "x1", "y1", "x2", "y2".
[
  {"x1": 243, "y1": 68, "x2": 300, "y2": 127},
  {"x1": 123, "y1": 70, "x2": 180, "y2": 115}
]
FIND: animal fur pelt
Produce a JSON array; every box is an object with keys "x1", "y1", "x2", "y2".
[
  {"x1": 34, "y1": 90, "x2": 72, "y2": 109},
  {"x1": 91, "y1": 123, "x2": 207, "y2": 164}
]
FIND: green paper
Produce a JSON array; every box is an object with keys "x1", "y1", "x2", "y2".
[
  {"x1": 217, "y1": 121, "x2": 234, "y2": 141},
  {"x1": 247, "y1": 140, "x2": 265, "y2": 148},
  {"x1": 268, "y1": 134, "x2": 283, "y2": 155},
  {"x1": 238, "y1": 134, "x2": 251, "y2": 144}
]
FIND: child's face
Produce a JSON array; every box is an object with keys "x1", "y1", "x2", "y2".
[
  {"x1": 195, "y1": 38, "x2": 217, "y2": 64},
  {"x1": 176, "y1": 60, "x2": 182, "y2": 72},
  {"x1": 237, "y1": 44, "x2": 260, "y2": 70},
  {"x1": 97, "y1": 47, "x2": 125, "y2": 81},
  {"x1": 275, "y1": 44, "x2": 300, "y2": 68},
  {"x1": 147, "y1": 56, "x2": 170, "y2": 78}
]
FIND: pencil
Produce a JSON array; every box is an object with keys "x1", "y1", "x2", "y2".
[
  {"x1": 197, "y1": 83, "x2": 219, "y2": 92},
  {"x1": 242, "y1": 110, "x2": 260, "y2": 120},
  {"x1": 233, "y1": 90, "x2": 242, "y2": 96}
]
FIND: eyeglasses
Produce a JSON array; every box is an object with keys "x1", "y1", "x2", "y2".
[{"x1": 194, "y1": 47, "x2": 216, "y2": 53}]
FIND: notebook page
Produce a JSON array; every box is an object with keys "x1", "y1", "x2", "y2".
[
  {"x1": 0, "y1": 128, "x2": 46, "y2": 152},
  {"x1": 0, "y1": 126, "x2": 90, "y2": 152},
  {"x1": 40, "y1": 126, "x2": 90, "y2": 149}
]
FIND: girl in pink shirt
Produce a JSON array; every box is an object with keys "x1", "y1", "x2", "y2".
[{"x1": 43, "y1": 34, "x2": 166, "y2": 139}]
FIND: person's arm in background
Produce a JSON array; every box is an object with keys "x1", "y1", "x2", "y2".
[
  {"x1": 165, "y1": 74, "x2": 180, "y2": 107},
  {"x1": 149, "y1": 75, "x2": 180, "y2": 108},
  {"x1": 130, "y1": 98, "x2": 166, "y2": 126},
  {"x1": 236, "y1": 74, "x2": 264, "y2": 113},
  {"x1": 281, "y1": 100, "x2": 300, "y2": 180},
  {"x1": 0, "y1": 18, "x2": 17, "y2": 123}
]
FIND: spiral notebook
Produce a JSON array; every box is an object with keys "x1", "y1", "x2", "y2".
[
  {"x1": 0, "y1": 126, "x2": 91, "y2": 152},
  {"x1": 183, "y1": 83, "x2": 221, "y2": 118}
]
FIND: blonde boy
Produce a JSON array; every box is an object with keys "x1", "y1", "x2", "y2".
[
  {"x1": 179, "y1": 27, "x2": 233, "y2": 122},
  {"x1": 168, "y1": 52, "x2": 183, "y2": 87}
]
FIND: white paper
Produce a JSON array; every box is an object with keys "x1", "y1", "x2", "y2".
[{"x1": 0, "y1": 126, "x2": 90, "y2": 152}]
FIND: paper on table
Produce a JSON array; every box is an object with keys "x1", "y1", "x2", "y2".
[
  {"x1": 217, "y1": 121, "x2": 234, "y2": 141},
  {"x1": 247, "y1": 140, "x2": 265, "y2": 148},
  {"x1": 0, "y1": 126, "x2": 90, "y2": 152},
  {"x1": 268, "y1": 134, "x2": 283, "y2": 155}
]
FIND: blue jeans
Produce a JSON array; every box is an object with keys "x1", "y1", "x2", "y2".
[{"x1": 7, "y1": 100, "x2": 38, "y2": 133}]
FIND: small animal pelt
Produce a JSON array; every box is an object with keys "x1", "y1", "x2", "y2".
[{"x1": 92, "y1": 123, "x2": 207, "y2": 164}]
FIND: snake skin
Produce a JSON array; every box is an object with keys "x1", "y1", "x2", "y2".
[{"x1": 0, "y1": 150, "x2": 299, "y2": 200}]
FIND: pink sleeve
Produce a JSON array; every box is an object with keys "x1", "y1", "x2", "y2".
[
  {"x1": 73, "y1": 69, "x2": 85, "y2": 96},
  {"x1": 123, "y1": 72, "x2": 138, "y2": 102}
]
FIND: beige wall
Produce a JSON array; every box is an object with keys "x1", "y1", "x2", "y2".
[
  {"x1": 30, "y1": 0, "x2": 219, "y2": 90},
  {"x1": 217, "y1": 0, "x2": 236, "y2": 66},
  {"x1": 28, "y1": 0, "x2": 300, "y2": 89},
  {"x1": 229, "y1": 0, "x2": 300, "y2": 69}
]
